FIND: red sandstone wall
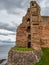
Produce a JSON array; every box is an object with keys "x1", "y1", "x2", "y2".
[
  {"x1": 16, "y1": 23, "x2": 27, "y2": 47},
  {"x1": 16, "y1": 1, "x2": 49, "y2": 49},
  {"x1": 40, "y1": 18, "x2": 49, "y2": 47}
]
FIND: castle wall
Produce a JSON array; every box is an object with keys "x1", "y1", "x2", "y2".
[
  {"x1": 40, "y1": 18, "x2": 49, "y2": 47},
  {"x1": 16, "y1": 1, "x2": 49, "y2": 49},
  {"x1": 16, "y1": 23, "x2": 27, "y2": 47}
]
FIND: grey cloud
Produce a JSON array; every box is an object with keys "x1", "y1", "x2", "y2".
[
  {"x1": 0, "y1": 22, "x2": 18, "y2": 32},
  {"x1": 41, "y1": 7, "x2": 49, "y2": 16},
  {"x1": 45, "y1": 0, "x2": 49, "y2": 4},
  {"x1": 0, "y1": 0, "x2": 29, "y2": 15},
  {"x1": 7, "y1": 8, "x2": 25, "y2": 15},
  {"x1": 8, "y1": 10, "x2": 20, "y2": 15},
  {"x1": 37, "y1": 0, "x2": 43, "y2": 3},
  {"x1": 0, "y1": 0, "x2": 29, "y2": 9},
  {"x1": 0, "y1": 33, "x2": 16, "y2": 36},
  {"x1": 0, "y1": 0, "x2": 49, "y2": 33},
  {"x1": 0, "y1": 40, "x2": 15, "y2": 43}
]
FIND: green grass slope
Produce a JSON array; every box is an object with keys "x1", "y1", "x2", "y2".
[
  {"x1": 35, "y1": 47, "x2": 49, "y2": 65},
  {"x1": 12, "y1": 46, "x2": 34, "y2": 51}
]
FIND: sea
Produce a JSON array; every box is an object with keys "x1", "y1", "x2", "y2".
[{"x1": 0, "y1": 44, "x2": 15, "y2": 60}]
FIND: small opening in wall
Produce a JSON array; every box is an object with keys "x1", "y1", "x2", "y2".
[
  {"x1": 32, "y1": 3, "x2": 34, "y2": 6},
  {"x1": 33, "y1": 23, "x2": 39, "y2": 25},
  {"x1": 28, "y1": 42, "x2": 31, "y2": 48},
  {"x1": 27, "y1": 26, "x2": 31, "y2": 32},
  {"x1": 28, "y1": 35, "x2": 31, "y2": 40},
  {"x1": 27, "y1": 18, "x2": 30, "y2": 22}
]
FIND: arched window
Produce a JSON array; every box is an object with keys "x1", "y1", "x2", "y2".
[
  {"x1": 27, "y1": 18, "x2": 30, "y2": 23},
  {"x1": 32, "y1": 3, "x2": 34, "y2": 6}
]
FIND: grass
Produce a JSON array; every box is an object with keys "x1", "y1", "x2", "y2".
[
  {"x1": 35, "y1": 47, "x2": 49, "y2": 65},
  {"x1": 12, "y1": 46, "x2": 34, "y2": 51}
]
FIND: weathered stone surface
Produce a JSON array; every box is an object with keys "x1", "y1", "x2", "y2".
[
  {"x1": 16, "y1": 1, "x2": 41, "y2": 50},
  {"x1": 16, "y1": 1, "x2": 49, "y2": 50},
  {"x1": 7, "y1": 49, "x2": 41, "y2": 65}
]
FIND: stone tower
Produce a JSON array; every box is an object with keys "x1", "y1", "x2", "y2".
[
  {"x1": 30, "y1": 1, "x2": 41, "y2": 49},
  {"x1": 16, "y1": 1, "x2": 41, "y2": 49}
]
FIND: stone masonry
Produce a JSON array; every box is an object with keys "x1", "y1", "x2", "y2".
[
  {"x1": 7, "y1": 49, "x2": 41, "y2": 65},
  {"x1": 16, "y1": 1, "x2": 49, "y2": 50}
]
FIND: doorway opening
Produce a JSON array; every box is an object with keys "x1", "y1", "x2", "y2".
[{"x1": 28, "y1": 42, "x2": 31, "y2": 48}]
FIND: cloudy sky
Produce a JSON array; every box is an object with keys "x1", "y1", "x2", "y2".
[{"x1": 0, "y1": 0, "x2": 49, "y2": 45}]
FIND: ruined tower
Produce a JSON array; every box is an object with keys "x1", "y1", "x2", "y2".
[
  {"x1": 30, "y1": 1, "x2": 41, "y2": 49},
  {"x1": 16, "y1": 0, "x2": 49, "y2": 49},
  {"x1": 16, "y1": 1, "x2": 41, "y2": 49}
]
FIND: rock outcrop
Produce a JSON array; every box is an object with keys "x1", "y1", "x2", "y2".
[{"x1": 7, "y1": 48, "x2": 41, "y2": 65}]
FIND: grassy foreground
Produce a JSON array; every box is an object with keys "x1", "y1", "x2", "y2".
[
  {"x1": 12, "y1": 46, "x2": 34, "y2": 51},
  {"x1": 35, "y1": 47, "x2": 49, "y2": 65}
]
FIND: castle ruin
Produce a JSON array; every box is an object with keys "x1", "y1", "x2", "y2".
[{"x1": 16, "y1": 1, "x2": 49, "y2": 50}]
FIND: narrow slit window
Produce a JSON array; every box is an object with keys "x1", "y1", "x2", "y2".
[
  {"x1": 28, "y1": 35, "x2": 31, "y2": 40},
  {"x1": 27, "y1": 26, "x2": 31, "y2": 32}
]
